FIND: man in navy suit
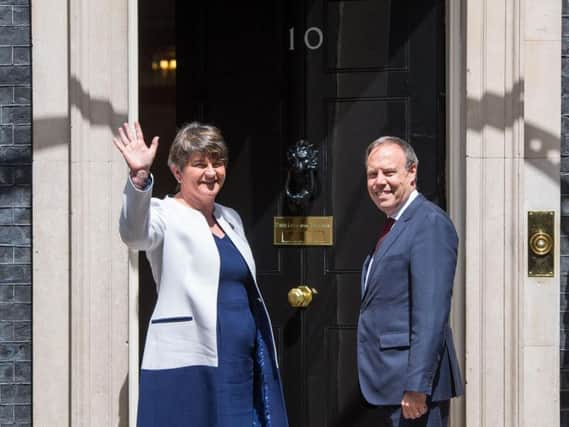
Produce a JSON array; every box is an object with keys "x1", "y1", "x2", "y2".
[{"x1": 358, "y1": 137, "x2": 463, "y2": 426}]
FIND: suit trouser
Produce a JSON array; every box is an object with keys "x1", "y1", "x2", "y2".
[{"x1": 362, "y1": 399, "x2": 449, "y2": 427}]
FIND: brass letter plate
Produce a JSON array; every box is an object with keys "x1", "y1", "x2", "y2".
[
  {"x1": 273, "y1": 216, "x2": 333, "y2": 246},
  {"x1": 528, "y1": 211, "x2": 554, "y2": 277}
]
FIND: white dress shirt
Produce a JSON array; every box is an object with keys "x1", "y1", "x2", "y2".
[{"x1": 364, "y1": 190, "x2": 419, "y2": 289}]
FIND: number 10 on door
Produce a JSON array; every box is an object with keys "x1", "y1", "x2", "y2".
[{"x1": 288, "y1": 27, "x2": 324, "y2": 51}]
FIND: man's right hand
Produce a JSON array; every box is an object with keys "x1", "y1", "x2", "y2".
[{"x1": 401, "y1": 391, "x2": 428, "y2": 420}]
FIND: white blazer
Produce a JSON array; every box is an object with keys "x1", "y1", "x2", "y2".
[{"x1": 119, "y1": 177, "x2": 278, "y2": 370}]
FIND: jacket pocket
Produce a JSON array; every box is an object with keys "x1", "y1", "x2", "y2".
[
  {"x1": 151, "y1": 316, "x2": 193, "y2": 324},
  {"x1": 379, "y1": 332, "x2": 410, "y2": 349}
]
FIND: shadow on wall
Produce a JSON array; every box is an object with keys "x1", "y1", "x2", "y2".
[
  {"x1": 33, "y1": 75, "x2": 128, "y2": 152},
  {"x1": 30, "y1": 74, "x2": 130, "y2": 424},
  {"x1": 466, "y1": 80, "x2": 560, "y2": 182},
  {"x1": 119, "y1": 377, "x2": 128, "y2": 426}
]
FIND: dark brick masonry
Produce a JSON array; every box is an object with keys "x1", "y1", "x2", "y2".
[{"x1": 0, "y1": 0, "x2": 31, "y2": 425}]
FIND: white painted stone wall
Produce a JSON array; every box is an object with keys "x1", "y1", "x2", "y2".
[
  {"x1": 465, "y1": 0, "x2": 561, "y2": 425},
  {"x1": 33, "y1": 0, "x2": 131, "y2": 425}
]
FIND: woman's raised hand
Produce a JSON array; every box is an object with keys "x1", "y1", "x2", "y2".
[{"x1": 113, "y1": 122, "x2": 159, "y2": 178}]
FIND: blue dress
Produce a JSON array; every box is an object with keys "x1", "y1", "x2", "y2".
[
  {"x1": 214, "y1": 233, "x2": 257, "y2": 425},
  {"x1": 137, "y1": 233, "x2": 257, "y2": 427}
]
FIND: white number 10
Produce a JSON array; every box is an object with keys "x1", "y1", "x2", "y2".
[{"x1": 289, "y1": 27, "x2": 324, "y2": 51}]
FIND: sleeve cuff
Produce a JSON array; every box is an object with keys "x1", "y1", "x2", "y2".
[{"x1": 128, "y1": 174, "x2": 153, "y2": 192}]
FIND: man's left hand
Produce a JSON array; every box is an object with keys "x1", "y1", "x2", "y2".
[{"x1": 401, "y1": 391, "x2": 428, "y2": 419}]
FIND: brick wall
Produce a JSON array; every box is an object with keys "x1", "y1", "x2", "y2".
[
  {"x1": 563, "y1": 1, "x2": 569, "y2": 426},
  {"x1": 0, "y1": 0, "x2": 31, "y2": 425}
]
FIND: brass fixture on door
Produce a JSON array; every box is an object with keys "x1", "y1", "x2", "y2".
[
  {"x1": 529, "y1": 231, "x2": 553, "y2": 256},
  {"x1": 288, "y1": 286, "x2": 318, "y2": 308},
  {"x1": 528, "y1": 211, "x2": 554, "y2": 277}
]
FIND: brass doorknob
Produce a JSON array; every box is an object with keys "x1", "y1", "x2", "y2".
[
  {"x1": 288, "y1": 285, "x2": 318, "y2": 308},
  {"x1": 529, "y1": 230, "x2": 553, "y2": 256}
]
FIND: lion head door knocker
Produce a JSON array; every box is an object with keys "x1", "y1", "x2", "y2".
[{"x1": 285, "y1": 139, "x2": 319, "y2": 210}]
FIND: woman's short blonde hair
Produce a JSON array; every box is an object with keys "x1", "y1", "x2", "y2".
[{"x1": 168, "y1": 122, "x2": 228, "y2": 170}]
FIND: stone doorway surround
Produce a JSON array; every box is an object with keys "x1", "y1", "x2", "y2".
[
  {"x1": 32, "y1": 0, "x2": 131, "y2": 424},
  {"x1": 31, "y1": 0, "x2": 561, "y2": 426},
  {"x1": 463, "y1": 0, "x2": 561, "y2": 426}
]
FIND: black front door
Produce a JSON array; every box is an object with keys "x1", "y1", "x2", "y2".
[{"x1": 140, "y1": 1, "x2": 445, "y2": 425}]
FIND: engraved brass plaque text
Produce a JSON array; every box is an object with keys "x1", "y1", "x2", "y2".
[{"x1": 273, "y1": 216, "x2": 333, "y2": 246}]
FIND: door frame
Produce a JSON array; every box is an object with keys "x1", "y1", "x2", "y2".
[
  {"x1": 128, "y1": 0, "x2": 140, "y2": 425},
  {"x1": 126, "y1": 1, "x2": 467, "y2": 425},
  {"x1": 446, "y1": 0, "x2": 466, "y2": 425}
]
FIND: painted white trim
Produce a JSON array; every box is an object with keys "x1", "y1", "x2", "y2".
[
  {"x1": 446, "y1": 0, "x2": 466, "y2": 425},
  {"x1": 32, "y1": 0, "x2": 71, "y2": 424},
  {"x1": 128, "y1": 0, "x2": 140, "y2": 424},
  {"x1": 67, "y1": 0, "x2": 130, "y2": 423}
]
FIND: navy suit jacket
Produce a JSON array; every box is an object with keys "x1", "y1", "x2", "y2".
[{"x1": 357, "y1": 194, "x2": 464, "y2": 406}]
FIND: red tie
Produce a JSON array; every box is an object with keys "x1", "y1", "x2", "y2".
[{"x1": 375, "y1": 217, "x2": 395, "y2": 252}]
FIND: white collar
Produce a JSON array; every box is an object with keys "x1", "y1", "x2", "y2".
[{"x1": 391, "y1": 189, "x2": 419, "y2": 221}]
